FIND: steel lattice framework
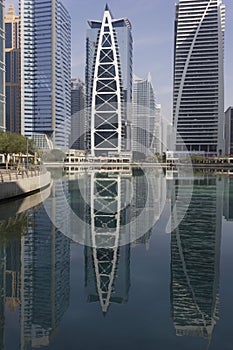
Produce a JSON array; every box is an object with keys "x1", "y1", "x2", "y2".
[
  {"x1": 90, "y1": 172, "x2": 121, "y2": 313},
  {"x1": 91, "y1": 8, "x2": 123, "y2": 157}
]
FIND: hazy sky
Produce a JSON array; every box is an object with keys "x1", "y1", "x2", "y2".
[{"x1": 5, "y1": 0, "x2": 233, "y2": 120}]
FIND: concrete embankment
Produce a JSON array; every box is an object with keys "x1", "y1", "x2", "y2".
[{"x1": 0, "y1": 171, "x2": 51, "y2": 201}]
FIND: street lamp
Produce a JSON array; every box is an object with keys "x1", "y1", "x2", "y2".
[{"x1": 26, "y1": 137, "x2": 28, "y2": 170}]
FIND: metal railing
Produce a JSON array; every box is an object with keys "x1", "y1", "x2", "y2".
[{"x1": 0, "y1": 166, "x2": 46, "y2": 183}]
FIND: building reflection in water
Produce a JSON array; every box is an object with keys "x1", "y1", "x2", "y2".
[
  {"x1": 0, "y1": 170, "x2": 231, "y2": 347},
  {"x1": 0, "y1": 211, "x2": 33, "y2": 350},
  {"x1": 79, "y1": 167, "x2": 166, "y2": 313},
  {"x1": 223, "y1": 176, "x2": 233, "y2": 221},
  {"x1": 67, "y1": 166, "x2": 166, "y2": 246},
  {"x1": 21, "y1": 181, "x2": 71, "y2": 349},
  {"x1": 0, "y1": 183, "x2": 71, "y2": 349},
  {"x1": 170, "y1": 176, "x2": 224, "y2": 341},
  {"x1": 85, "y1": 244, "x2": 131, "y2": 314}
]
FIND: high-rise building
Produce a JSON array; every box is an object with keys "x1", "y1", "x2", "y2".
[
  {"x1": 4, "y1": 5, "x2": 21, "y2": 133},
  {"x1": 86, "y1": 5, "x2": 133, "y2": 157},
  {"x1": 20, "y1": 0, "x2": 71, "y2": 149},
  {"x1": 173, "y1": 0, "x2": 225, "y2": 155},
  {"x1": 0, "y1": 0, "x2": 5, "y2": 132},
  {"x1": 225, "y1": 107, "x2": 233, "y2": 156},
  {"x1": 70, "y1": 78, "x2": 86, "y2": 150},
  {"x1": 132, "y1": 73, "x2": 161, "y2": 158}
]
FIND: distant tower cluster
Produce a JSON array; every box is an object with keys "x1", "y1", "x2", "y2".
[
  {"x1": 173, "y1": 0, "x2": 225, "y2": 155},
  {"x1": 4, "y1": 5, "x2": 21, "y2": 134},
  {"x1": 86, "y1": 5, "x2": 133, "y2": 157},
  {"x1": 0, "y1": 1, "x2": 229, "y2": 156}
]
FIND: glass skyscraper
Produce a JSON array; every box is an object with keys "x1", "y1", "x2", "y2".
[
  {"x1": 86, "y1": 5, "x2": 132, "y2": 157},
  {"x1": 70, "y1": 78, "x2": 86, "y2": 150},
  {"x1": 4, "y1": 5, "x2": 21, "y2": 133},
  {"x1": 0, "y1": 0, "x2": 5, "y2": 132},
  {"x1": 173, "y1": 0, "x2": 225, "y2": 155},
  {"x1": 20, "y1": 0, "x2": 71, "y2": 149},
  {"x1": 132, "y1": 73, "x2": 161, "y2": 158}
]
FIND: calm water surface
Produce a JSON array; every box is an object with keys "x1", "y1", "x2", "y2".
[{"x1": 0, "y1": 170, "x2": 233, "y2": 350}]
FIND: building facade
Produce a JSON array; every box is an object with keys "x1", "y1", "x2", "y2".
[
  {"x1": 173, "y1": 0, "x2": 225, "y2": 155},
  {"x1": 132, "y1": 73, "x2": 161, "y2": 158},
  {"x1": 225, "y1": 107, "x2": 233, "y2": 156},
  {"x1": 0, "y1": 0, "x2": 5, "y2": 132},
  {"x1": 86, "y1": 5, "x2": 133, "y2": 157},
  {"x1": 20, "y1": 0, "x2": 71, "y2": 149},
  {"x1": 70, "y1": 78, "x2": 86, "y2": 150},
  {"x1": 4, "y1": 5, "x2": 21, "y2": 133}
]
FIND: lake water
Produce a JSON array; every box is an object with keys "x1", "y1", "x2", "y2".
[{"x1": 0, "y1": 168, "x2": 233, "y2": 350}]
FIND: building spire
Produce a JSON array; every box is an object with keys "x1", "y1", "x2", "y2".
[
  {"x1": 104, "y1": 3, "x2": 113, "y2": 18},
  {"x1": 147, "y1": 72, "x2": 152, "y2": 83},
  {"x1": 5, "y1": 4, "x2": 17, "y2": 19}
]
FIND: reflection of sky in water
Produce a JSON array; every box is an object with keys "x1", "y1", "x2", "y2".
[{"x1": 0, "y1": 175, "x2": 233, "y2": 349}]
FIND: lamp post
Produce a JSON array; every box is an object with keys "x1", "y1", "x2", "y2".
[{"x1": 26, "y1": 137, "x2": 28, "y2": 170}]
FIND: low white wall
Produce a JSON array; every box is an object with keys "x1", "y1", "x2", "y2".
[{"x1": 0, "y1": 171, "x2": 51, "y2": 201}]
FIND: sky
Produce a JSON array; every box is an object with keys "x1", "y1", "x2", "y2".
[{"x1": 5, "y1": 0, "x2": 233, "y2": 121}]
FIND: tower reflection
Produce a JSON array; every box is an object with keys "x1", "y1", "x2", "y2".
[
  {"x1": 0, "y1": 182, "x2": 71, "y2": 349},
  {"x1": 170, "y1": 176, "x2": 224, "y2": 341},
  {"x1": 80, "y1": 167, "x2": 166, "y2": 313},
  {"x1": 223, "y1": 176, "x2": 233, "y2": 221},
  {"x1": 21, "y1": 182, "x2": 71, "y2": 348}
]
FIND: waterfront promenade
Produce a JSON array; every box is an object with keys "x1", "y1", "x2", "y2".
[{"x1": 0, "y1": 167, "x2": 51, "y2": 201}]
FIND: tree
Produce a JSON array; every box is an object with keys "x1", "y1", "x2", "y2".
[{"x1": 0, "y1": 132, "x2": 34, "y2": 172}]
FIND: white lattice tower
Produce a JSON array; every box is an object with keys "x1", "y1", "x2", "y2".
[{"x1": 91, "y1": 6, "x2": 123, "y2": 157}]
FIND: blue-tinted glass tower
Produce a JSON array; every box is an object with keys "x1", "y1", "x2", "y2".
[
  {"x1": 173, "y1": 0, "x2": 225, "y2": 155},
  {"x1": 0, "y1": 0, "x2": 5, "y2": 132},
  {"x1": 4, "y1": 5, "x2": 21, "y2": 133},
  {"x1": 86, "y1": 5, "x2": 133, "y2": 157},
  {"x1": 20, "y1": 0, "x2": 71, "y2": 149}
]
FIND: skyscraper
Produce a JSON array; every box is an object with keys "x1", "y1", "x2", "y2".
[
  {"x1": 0, "y1": 0, "x2": 5, "y2": 132},
  {"x1": 173, "y1": 0, "x2": 225, "y2": 155},
  {"x1": 132, "y1": 73, "x2": 161, "y2": 158},
  {"x1": 20, "y1": 0, "x2": 71, "y2": 149},
  {"x1": 70, "y1": 78, "x2": 86, "y2": 150},
  {"x1": 4, "y1": 5, "x2": 21, "y2": 133},
  {"x1": 86, "y1": 5, "x2": 133, "y2": 157}
]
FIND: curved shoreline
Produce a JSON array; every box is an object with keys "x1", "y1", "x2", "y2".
[{"x1": 0, "y1": 171, "x2": 51, "y2": 202}]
